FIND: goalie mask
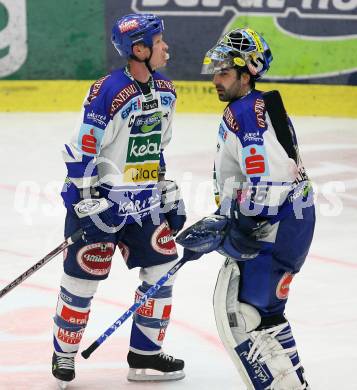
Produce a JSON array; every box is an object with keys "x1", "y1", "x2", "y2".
[{"x1": 202, "y1": 28, "x2": 273, "y2": 80}]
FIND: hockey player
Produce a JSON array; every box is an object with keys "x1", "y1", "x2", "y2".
[
  {"x1": 51, "y1": 13, "x2": 186, "y2": 388},
  {"x1": 177, "y1": 28, "x2": 315, "y2": 389}
]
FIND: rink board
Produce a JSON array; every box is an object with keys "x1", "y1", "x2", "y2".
[{"x1": 0, "y1": 80, "x2": 356, "y2": 117}]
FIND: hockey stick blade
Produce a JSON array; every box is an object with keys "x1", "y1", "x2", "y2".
[
  {"x1": 0, "y1": 229, "x2": 83, "y2": 299},
  {"x1": 81, "y1": 255, "x2": 190, "y2": 359}
]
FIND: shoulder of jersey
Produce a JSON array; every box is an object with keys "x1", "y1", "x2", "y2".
[
  {"x1": 152, "y1": 71, "x2": 176, "y2": 97},
  {"x1": 225, "y1": 90, "x2": 266, "y2": 133},
  {"x1": 85, "y1": 68, "x2": 142, "y2": 117}
]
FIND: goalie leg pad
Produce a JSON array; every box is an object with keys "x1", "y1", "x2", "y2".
[{"x1": 213, "y1": 258, "x2": 308, "y2": 390}]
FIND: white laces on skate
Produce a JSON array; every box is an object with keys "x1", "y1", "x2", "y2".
[
  {"x1": 56, "y1": 356, "x2": 75, "y2": 371},
  {"x1": 248, "y1": 323, "x2": 307, "y2": 390},
  {"x1": 158, "y1": 352, "x2": 174, "y2": 362}
]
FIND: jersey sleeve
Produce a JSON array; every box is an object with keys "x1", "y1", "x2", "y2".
[
  {"x1": 154, "y1": 76, "x2": 177, "y2": 176},
  {"x1": 233, "y1": 95, "x2": 297, "y2": 218},
  {"x1": 61, "y1": 76, "x2": 112, "y2": 207}
]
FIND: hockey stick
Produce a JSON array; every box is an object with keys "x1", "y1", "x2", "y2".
[
  {"x1": 0, "y1": 229, "x2": 82, "y2": 299},
  {"x1": 81, "y1": 254, "x2": 190, "y2": 359}
]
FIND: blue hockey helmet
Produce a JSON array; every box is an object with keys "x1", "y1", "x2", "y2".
[
  {"x1": 112, "y1": 13, "x2": 164, "y2": 57},
  {"x1": 202, "y1": 28, "x2": 273, "y2": 80}
]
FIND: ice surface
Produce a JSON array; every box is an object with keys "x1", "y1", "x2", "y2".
[{"x1": 0, "y1": 112, "x2": 356, "y2": 389}]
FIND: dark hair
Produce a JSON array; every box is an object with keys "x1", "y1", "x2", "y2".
[{"x1": 235, "y1": 68, "x2": 255, "y2": 89}]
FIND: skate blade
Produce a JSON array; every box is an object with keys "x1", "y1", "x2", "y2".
[
  {"x1": 56, "y1": 380, "x2": 69, "y2": 389},
  {"x1": 127, "y1": 368, "x2": 185, "y2": 382}
]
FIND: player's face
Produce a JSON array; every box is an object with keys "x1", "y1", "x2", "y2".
[
  {"x1": 149, "y1": 33, "x2": 169, "y2": 70},
  {"x1": 213, "y1": 68, "x2": 245, "y2": 102}
]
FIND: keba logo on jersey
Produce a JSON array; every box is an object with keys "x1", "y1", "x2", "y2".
[
  {"x1": 151, "y1": 222, "x2": 177, "y2": 255},
  {"x1": 276, "y1": 272, "x2": 294, "y2": 300},
  {"x1": 242, "y1": 144, "x2": 270, "y2": 177},
  {"x1": 76, "y1": 243, "x2": 114, "y2": 276}
]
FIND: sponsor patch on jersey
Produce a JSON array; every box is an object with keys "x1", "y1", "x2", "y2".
[
  {"x1": 118, "y1": 241, "x2": 129, "y2": 262},
  {"x1": 223, "y1": 107, "x2": 239, "y2": 132},
  {"x1": 276, "y1": 272, "x2": 294, "y2": 300},
  {"x1": 132, "y1": 112, "x2": 162, "y2": 134},
  {"x1": 155, "y1": 79, "x2": 176, "y2": 95},
  {"x1": 78, "y1": 124, "x2": 104, "y2": 156},
  {"x1": 218, "y1": 124, "x2": 228, "y2": 142},
  {"x1": 76, "y1": 242, "x2": 114, "y2": 276},
  {"x1": 123, "y1": 163, "x2": 159, "y2": 183},
  {"x1": 86, "y1": 110, "x2": 107, "y2": 128},
  {"x1": 160, "y1": 92, "x2": 175, "y2": 108},
  {"x1": 110, "y1": 84, "x2": 139, "y2": 117},
  {"x1": 254, "y1": 98, "x2": 266, "y2": 128},
  {"x1": 142, "y1": 99, "x2": 159, "y2": 111},
  {"x1": 151, "y1": 222, "x2": 177, "y2": 255},
  {"x1": 86, "y1": 75, "x2": 110, "y2": 105},
  {"x1": 243, "y1": 131, "x2": 263, "y2": 144},
  {"x1": 127, "y1": 133, "x2": 161, "y2": 163},
  {"x1": 121, "y1": 98, "x2": 141, "y2": 119},
  {"x1": 242, "y1": 144, "x2": 270, "y2": 177},
  {"x1": 60, "y1": 306, "x2": 89, "y2": 326}
]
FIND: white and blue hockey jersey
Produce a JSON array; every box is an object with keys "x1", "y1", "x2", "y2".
[
  {"x1": 61, "y1": 67, "x2": 176, "y2": 224},
  {"x1": 214, "y1": 89, "x2": 311, "y2": 220}
]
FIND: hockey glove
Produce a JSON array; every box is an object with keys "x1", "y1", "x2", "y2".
[
  {"x1": 176, "y1": 215, "x2": 228, "y2": 257},
  {"x1": 74, "y1": 198, "x2": 114, "y2": 243},
  {"x1": 217, "y1": 202, "x2": 272, "y2": 260},
  {"x1": 157, "y1": 180, "x2": 186, "y2": 236}
]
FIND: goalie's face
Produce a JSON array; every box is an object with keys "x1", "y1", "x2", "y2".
[{"x1": 213, "y1": 68, "x2": 250, "y2": 102}]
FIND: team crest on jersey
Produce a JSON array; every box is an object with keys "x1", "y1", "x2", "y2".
[{"x1": 151, "y1": 222, "x2": 177, "y2": 255}]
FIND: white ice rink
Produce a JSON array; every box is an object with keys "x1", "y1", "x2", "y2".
[{"x1": 0, "y1": 112, "x2": 356, "y2": 390}]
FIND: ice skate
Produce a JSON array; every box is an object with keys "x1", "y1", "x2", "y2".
[
  {"x1": 52, "y1": 352, "x2": 75, "y2": 389},
  {"x1": 127, "y1": 351, "x2": 185, "y2": 381}
]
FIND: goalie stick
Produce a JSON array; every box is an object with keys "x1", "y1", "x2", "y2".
[{"x1": 0, "y1": 229, "x2": 82, "y2": 299}]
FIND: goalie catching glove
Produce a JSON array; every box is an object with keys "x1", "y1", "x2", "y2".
[{"x1": 176, "y1": 202, "x2": 272, "y2": 261}]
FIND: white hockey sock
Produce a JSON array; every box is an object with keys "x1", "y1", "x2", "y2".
[{"x1": 53, "y1": 274, "x2": 99, "y2": 357}]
